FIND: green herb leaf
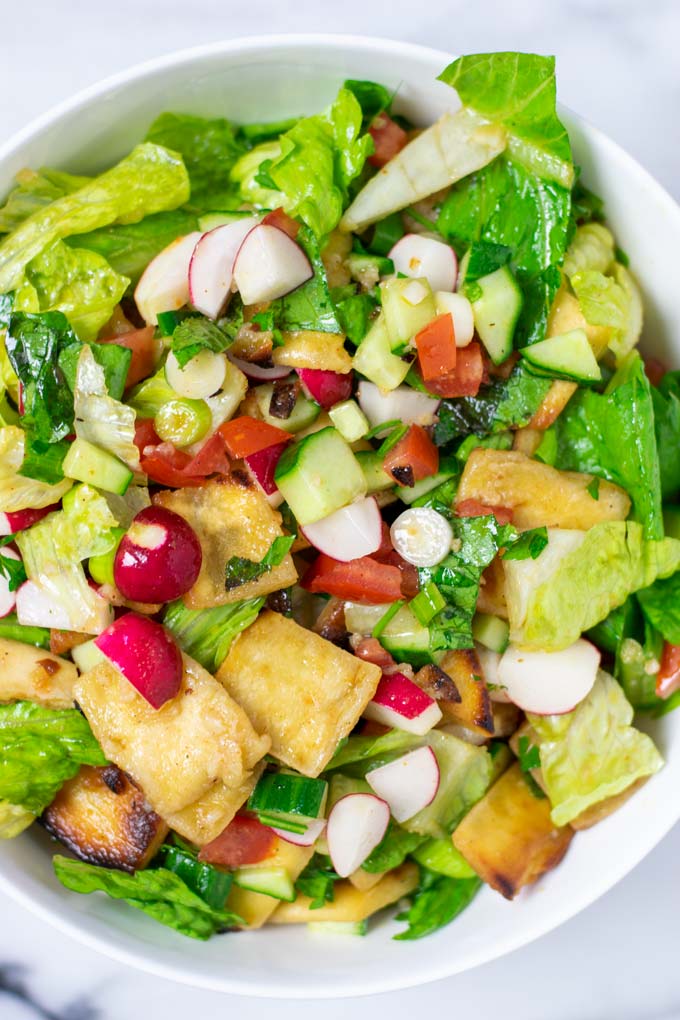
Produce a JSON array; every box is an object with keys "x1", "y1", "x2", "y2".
[
  {"x1": 361, "y1": 823, "x2": 425, "y2": 873},
  {"x1": 343, "y1": 79, "x2": 393, "y2": 123},
  {"x1": 395, "y1": 870, "x2": 481, "y2": 940},
  {"x1": 587, "y1": 476, "x2": 600, "y2": 500},
  {"x1": 5, "y1": 310, "x2": 76, "y2": 442},
  {"x1": 501, "y1": 526, "x2": 548, "y2": 561},
  {"x1": 224, "y1": 535, "x2": 294, "y2": 591},
  {"x1": 272, "y1": 227, "x2": 342, "y2": 333},
  {"x1": 18, "y1": 435, "x2": 69, "y2": 484},
  {"x1": 637, "y1": 572, "x2": 680, "y2": 645},
  {"x1": 0, "y1": 536, "x2": 26, "y2": 592},
  {"x1": 517, "y1": 734, "x2": 541, "y2": 772},
  {"x1": 171, "y1": 316, "x2": 235, "y2": 369},
  {"x1": 295, "y1": 855, "x2": 341, "y2": 909}
]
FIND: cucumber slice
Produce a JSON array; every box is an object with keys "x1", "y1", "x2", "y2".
[
  {"x1": 233, "y1": 867, "x2": 295, "y2": 901},
  {"x1": 254, "y1": 383, "x2": 321, "y2": 433},
  {"x1": 412, "y1": 837, "x2": 476, "y2": 878},
  {"x1": 467, "y1": 266, "x2": 522, "y2": 365},
  {"x1": 355, "y1": 450, "x2": 394, "y2": 494},
  {"x1": 343, "y1": 602, "x2": 392, "y2": 635},
  {"x1": 88, "y1": 527, "x2": 126, "y2": 586},
  {"x1": 347, "y1": 252, "x2": 394, "y2": 283},
  {"x1": 380, "y1": 604, "x2": 431, "y2": 668},
  {"x1": 471, "y1": 613, "x2": 509, "y2": 653},
  {"x1": 274, "y1": 427, "x2": 367, "y2": 526},
  {"x1": 62, "y1": 438, "x2": 133, "y2": 495},
  {"x1": 381, "y1": 277, "x2": 437, "y2": 353},
  {"x1": 395, "y1": 458, "x2": 458, "y2": 505},
  {"x1": 308, "y1": 921, "x2": 368, "y2": 936},
  {"x1": 521, "y1": 328, "x2": 602, "y2": 383},
  {"x1": 328, "y1": 400, "x2": 369, "y2": 443},
  {"x1": 71, "y1": 639, "x2": 108, "y2": 673},
  {"x1": 352, "y1": 314, "x2": 412, "y2": 391},
  {"x1": 249, "y1": 773, "x2": 327, "y2": 819}
]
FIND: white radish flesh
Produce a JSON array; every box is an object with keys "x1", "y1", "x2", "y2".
[
  {"x1": 0, "y1": 547, "x2": 20, "y2": 618},
  {"x1": 165, "y1": 350, "x2": 227, "y2": 400},
  {"x1": 233, "y1": 224, "x2": 313, "y2": 305},
  {"x1": 435, "y1": 291, "x2": 475, "y2": 346},
  {"x1": 498, "y1": 639, "x2": 601, "y2": 715},
  {"x1": 16, "y1": 580, "x2": 113, "y2": 633},
  {"x1": 134, "y1": 232, "x2": 203, "y2": 326},
  {"x1": 357, "y1": 381, "x2": 440, "y2": 429},
  {"x1": 188, "y1": 217, "x2": 260, "y2": 319},
  {"x1": 389, "y1": 234, "x2": 458, "y2": 292},
  {"x1": 364, "y1": 671, "x2": 442, "y2": 735},
  {"x1": 326, "y1": 794, "x2": 390, "y2": 877},
  {"x1": 302, "y1": 497, "x2": 382, "y2": 562},
  {"x1": 366, "y1": 746, "x2": 440, "y2": 823},
  {"x1": 475, "y1": 644, "x2": 509, "y2": 702},
  {"x1": 272, "y1": 817, "x2": 327, "y2": 847},
  {"x1": 390, "y1": 507, "x2": 453, "y2": 568}
]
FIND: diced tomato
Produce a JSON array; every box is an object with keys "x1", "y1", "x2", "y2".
[
  {"x1": 368, "y1": 113, "x2": 408, "y2": 168},
  {"x1": 656, "y1": 642, "x2": 680, "y2": 700},
  {"x1": 415, "y1": 313, "x2": 457, "y2": 381},
  {"x1": 134, "y1": 418, "x2": 161, "y2": 454},
  {"x1": 302, "y1": 554, "x2": 403, "y2": 604},
  {"x1": 137, "y1": 419, "x2": 230, "y2": 486},
  {"x1": 456, "y1": 498, "x2": 514, "y2": 526},
  {"x1": 198, "y1": 813, "x2": 277, "y2": 868},
  {"x1": 183, "y1": 431, "x2": 230, "y2": 477},
  {"x1": 219, "y1": 415, "x2": 291, "y2": 459},
  {"x1": 424, "y1": 341, "x2": 485, "y2": 398},
  {"x1": 644, "y1": 355, "x2": 667, "y2": 388},
  {"x1": 384, "y1": 424, "x2": 439, "y2": 487},
  {"x1": 99, "y1": 326, "x2": 158, "y2": 389},
  {"x1": 140, "y1": 444, "x2": 202, "y2": 487},
  {"x1": 353, "y1": 636, "x2": 396, "y2": 669},
  {"x1": 262, "y1": 207, "x2": 300, "y2": 239}
]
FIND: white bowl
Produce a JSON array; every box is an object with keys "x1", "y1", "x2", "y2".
[{"x1": 1, "y1": 33, "x2": 679, "y2": 999}]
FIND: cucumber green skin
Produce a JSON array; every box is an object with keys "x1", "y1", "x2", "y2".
[
  {"x1": 62, "y1": 439, "x2": 133, "y2": 495},
  {"x1": 249, "y1": 773, "x2": 327, "y2": 818},
  {"x1": 380, "y1": 604, "x2": 431, "y2": 667},
  {"x1": 469, "y1": 266, "x2": 522, "y2": 365},
  {"x1": 254, "y1": 383, "x2": 320, "y2": 433},
  {"x1": 88, "y1": 527, "x2": 126, "y2": 586},
  {"x1": 382, "y1": 277, "x2": 437, "y2": 353},
  {"x1": 521, "y1": 329, "x2": 601, "y2": 384},
  {"x1": 355, "y1": 450, "x2": 394, "y2": 493},
  {"x1": 396, "y1": 460, "x2": 458, "y2": 505},
  {"x1": 347, "y1": 253, "x2": 394, "y2": 279},
  {"x1": 274, "y1": 427, "x2": 367, "y2": 526},
  {"x1": 233, "y1": 867, "x2": 295, "y2": 901}
]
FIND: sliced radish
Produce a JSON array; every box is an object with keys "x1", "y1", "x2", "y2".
[
  {"x1": 95, "y1": 613, "x2": 182, "y2": 709},
  {"x1": 296, "y1": 368, "x2": 353, "y2": 409},
  {"x1": 134, "y1": 232, "x2": 203, "y2": 326},
  {"x1": 302, "y1": 497, "x2": 382, "y2": 562},
  {"x1": 0, "y1": 547, "x2": 21, "y2": 618},
  {"x1": 16, "y1": 580, "x2": 113, "y2": 633},
  {"x1": 475, "y1": 644, "x2": 509, "y2": 702},
  {"x1": 226, "y1": 353, "x2": 291, "y2": 382},
  {"x1": 434, "y1": 292, "x2": 475, "y2": 347},
  {"x1": 326, "y1": 793, "x2": 390, "y2": 877},
  {"x1": 244, "y1": 441, "x2": 289, "y2": 496},
  {"x1": 0, "y1": 504, "x2": 59, "y2": 536},
  {"x1": 188, "y1": 217, "x2": 260, "y2": 319},
  {"x1": 366, "y1": 746, "x2": 440, "y2": 823},
  {"x1": 498, "y1": 639, "x2": 601, "y2": 716},
  {"x1": 233, "y1": 224, "x2": 313, "y2": 305},
  {"x1": 113, "y1": 506, "x2": 202, "y2": 603},
  {"x1": 166, "y1": 349, "x2": 227, "y2": 400},
  {"x1": 389, "y1": 234, "x2": 458, "y2": 292},
  {"x1": 390, "y1": 507, "x2": 453, "y2": 568},
  {"x1": 364, "y1": 671, "x2": 442, "y2": 735},
  {"x1": 272, "y1": 817, "x2": 327, "y2": 847},
  {"x1": 357, "y1": 381, "x2": 440, "y2": 430}
]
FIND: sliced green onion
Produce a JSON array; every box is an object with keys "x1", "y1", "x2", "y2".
[
  {"x1": 410, "y1": 582, "x2": 446, "y2": 626},
  {"x1": 154, "y1": 398, "x2": 212, "y2": 447},
  {"x1": 0, "y1": 614, "x2": 50, "y2": 649},
  {"x1": 377, "y1": 424, "x2": 408, "y2": 457},
  {"x1": 371, "y1": 599, "x2": 405, "y2": 639},
  {"x1": 156, "y1": 310, "x2": 184, "y2": 337},
  {"x1": 364, "y1": 418, "x2": 401, "y2": 441}
]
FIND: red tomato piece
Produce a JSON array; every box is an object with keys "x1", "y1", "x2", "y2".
[
  {"x1": 262, "y1": 207, "x2": 300, "y2": 239},
  {"x1": 424, "y1": 341, "x2": 485, "y2": 398},
  {"x1": 456, "y1": 498, "x2": 514, "y2": 526},
  {"x1": 415, "y1": 313, "x2": 457, "y2": 381},
  {"x1": 140, "y1": 445, "x2": 204, "y2": 488},
  {"x1": 644, "y1": 355, "x2": 667, "y2": 388},
  {"x1": 99, "y1": 326, "x2": 158, "y2": 389},
  {"x1": 656, "y1": 642, "x2": 680, "y2": 700},
  {"x1": 219, "y1": 416, "x2": 291, "y2": 459},
  {"x1": 134, "y1": 418, "x2": 161, "y2": 454},
  {"x1": 183, "y1": 431, "x2": 230, "y2": 477},
  {"x1": 384, "y1": 424, "x2": 439, "y2": 487},
  {"x1": 302, "y1": 554, "x2": 403, "y2": 604},
  {"x1": 368, "y1": 114, "x2": 408, "y2": 168},
  {"x1": 198, "y1": 813, "x2": 277, "y2": 868}
]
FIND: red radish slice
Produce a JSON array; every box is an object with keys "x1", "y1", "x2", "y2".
[
  {"x1": 357, "y1": 381, "x2": 440, "y2": 429},
  {"x1": 0, "y1": 504, "x2": 59, "y2": 536},
  {"x1": 296, "y1": 369, "x2": 353, "y2": 409},
  {"x1": 227, "y1": 353, "x2": 291, "y2": 382},
  {"x1": 435, "y1": 292, "x2": 475, "y2": 347},
  {"x1": 272, "y1": 817, "x2": 327, "y2": 847},
  {"x1": 366, "y1": 746, "x2": 440, "y2": 823},
  {"x1": 113, "y1": 506, "x2": 202, "y2": 603},
  {"x1": 302, "y1": 497, "x2": 382, "y2": 562},
  {"x1": 390, "y1": 507, "x2": 453, "y2": 568},
  {"x1": 389, "y1": 234, "x2": 458, "y2": 292},
  {"x1": 16, "y1": 580, "x2": 113, "y2": 633},
  {"x1": 364, "y1": 671, "x2": 443, "y2": 735},
  {"x1": 134, "y1": 232, "x2": 203, "y2": 325},
  {"x1": 232, "y1": 224, "x2": 313, "y2": 304},
  {"x1": 0, "y1": 547, "x2": 21, "y2": 618},
  {"x1": 497, "y1": 639, "x2": 601, "y2": 715},
  {"x1": 95, "y1": 613, "x2": 182, "y2": 709},
  {"x1": 244, "y1": 441, "x2": 289, "y2": 496},
  {"x1": 326, "y1": 793, "x2": 390, "y2": 877},
  {"x1": 188, "y1": 217, "x2": 260, "y2": 319}
]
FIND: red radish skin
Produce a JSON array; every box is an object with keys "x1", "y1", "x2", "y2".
[
  {"x1": 113, "y1": 506, "x2": 202, "y2": 603},
  {"x1": 95, "y1": 613, "x2": 183, "y2": 709},
  {"x1": 326, "y1": 793, "x2": 390, "y2": 877},
  {"x1": 244, "y1": 441, "x2": 289, "y2": 496},
  {"x1": 366, "y1": 746, "x2": 440, "y2": 823},
  {"x1": 364, "y1": 672, "x2": 443, "y2": 735},
  {"x1": 296, "y1": 369, "x2": 353, "y2": 409},
  {"x1": 0, "y1": 504, "x2": 59, "y2": 536},
  {"x1": 188, "y1": 218, "x2": 260, "y2": 319}
]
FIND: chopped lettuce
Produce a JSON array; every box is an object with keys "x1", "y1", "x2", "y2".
[
  {"x1": 343, "y1": 79, "x2": 393, "y2": 124},
  {"x1": 637, "y1": 570, "x2": 680, "y2": 644},
  {"x1": 506, "y1": 521, "x2": 680, "y2": 650},
  {"x1": 163, "y1": 597, "x2": 264, "y2": 673},
  {"x1": 361, "y1": 824, "x2": 425, "y2": 874},
  {"x1": 652, "y1": 372, "x2": 680, "y2": 499},
  {"x1": 53, "y1": 856, "x2": 242, "y2": 939},
  {"x1": 0, "y1": 143, "x2": 190, "y2": 293},
  {"x1": 0, "y1": 800, "x2": 35, "y2": 838},
  {"x1": 395, "y1": 871, "x2": 481, "y2": 941},
  {"x1": 272, "y1": 227, "x2": 342, "y2": 333},
  {"x1": 0, "y1": 167, "x2": 90, "y2": 234},
  {"x1": 529, "y1": 671, "x2": 663, "y2": 825},
  {"x1": 72, "y1": 345, "x2": 140, "y2": 472},
  {"x1": 562, "y1": 223, "x2": 615, "y2": 278},
  {"x1": 0, "y1": 426, "x2": 72, "y2": 512},
  {"x1": 295, "y1": 855, "x2": 341, "y2": 909}
]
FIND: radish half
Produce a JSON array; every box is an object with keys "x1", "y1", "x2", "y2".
[
  {"x1": 302, "y1": 497, "x2": 382, "y2": 562},
  {"x1": 233, "y1": 224, "x2": 313, "y2": 304},
  {"x1": 0, "y1": 547, "x2": 21, "y2": 618},
  {"x1": 188, "y1": 217, "x2": 260, "y2": 319},
  {"x1": 357, "y1": 381, "x2": 440, "y2": 429},
  {"x1": 389, "y1": 234, "x2": 458, "y2": 292},
  {"x1": 326, "y1": 793, "x2": 390, "y2": 877},
  {"x1": 272, "y1": 817, "x2": 327, "y2": 848},
  {"x1": 498, "y1": 639, "x2": 601, "y2": 715},
  {"x1": 364, "y1": 671, "x2": 442, "y2": 735},
  {"x1": 366, "y1": 746, "x2": 440, "y2": 823},
  {"x1": 113, "y1": 506, "x2": 202, "y2": 603},
  {"x1": 390, "y1": 507, "x2": 453, "y2": 568},
  {"x1": 95, "y1": 613, "x2": 183, "y2": 709},
  {"x1": 297, "y1": 368, "x2": 353, "y2": 409},
  {"x1": 134, "y1": 231, "x2": 203, "y2": 325}
]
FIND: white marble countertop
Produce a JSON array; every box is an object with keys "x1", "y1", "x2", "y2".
[{"x1": 1, "y1": 1, "x2": 680, "y2": 1017}]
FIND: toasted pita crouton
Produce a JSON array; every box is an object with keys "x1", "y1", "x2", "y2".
[
  {"x1": 271, "y1": 863, "x2": 419, "y2": 924},
  {"x1": 0, "y1": 637, "x2": 76, "y2": 708},
  {"x1": 227, "y1": 838, "x2": 315, "y2": 929}
]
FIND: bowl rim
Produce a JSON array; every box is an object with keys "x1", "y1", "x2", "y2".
[{"x1": 1, "y1": 32, "x2": 679, "y2": 999}]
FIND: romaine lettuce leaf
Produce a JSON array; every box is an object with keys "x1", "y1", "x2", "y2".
[
  {"x1": 0, "y1": 143, "x2": 190, "y2": 293},
  {"x1": 272, "y1": 227, "x2": 343, "y2": 333},
  {"x1": 72, "y1": 345, "x2": 140, "y2": 472},
  {"x1": 361, "y1": 823, "x2": 425, "y2": 873},
  {"x1": 395, "y1": 870, "x2": 481, "y2": 941},
  {"x1": 0, "y1": 167, "x2": 90, "y2": 234},
  {"x1": 343, "y1": 79, "x2": 393, "y2": 124},
  {"x1": 529, "y1": 670, "x2": 663, "y2": 825},
  {"x1": 636, "y1": 571, "x2": 680, "y2": 644},
  {"x1": 0, "y1": 426, "x2": 72, "y2": 512},
  {"x1": 53, "y1": 856, "x2": 242, "y2": 939},
  {"x1": 163, "y1": 597, "x2": 264, "y2": 673},
  {"x1": 562, "y1": 223, "x2": 615, "y2": 278},
  {"x1": 651, "y1": 372, "x2": 680, "y2": 500},
  {"x1": 0, "y1": 800, "x2": 34, "y2": 838}
]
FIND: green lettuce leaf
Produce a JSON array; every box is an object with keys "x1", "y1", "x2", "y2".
[
  {"x1": 506, "y1": 521, "x2": 680, "y2": 650},
  {"x1": 361, "y1": 823, "x2": 425, "y2": 873},
  {"x1": 0, "y1": 143, "x2": 190, "y2": 293},
  {"x1": 272, "y1": 227, "x2": 342, "y2": 333},
  {"x1": 326, "y1": 728, "x2": 417, "y2": 772},
  {"x1": 163, "y1": 597, "x2": 264, "y2": 673},
  {"x1": 72, "y1": 345, "x2": 140, "y2": 472},
  {"x1": 343, "y1": 79, "x2": 393, "y2": 124},
  {"x1": 529, "y1": 670, "x2": 663, "y2": 825},
  {"x1": 0, "y1": 426, "x2": 72, "y2": 513},
  {"x1": 58, "y1": 339, "x2": 131, "y2": 402},
  {"x1": 295, "y1": 854, "x2": 341, "y2": 909},
  {"x1": 53, "y1": 856, "x2": 242, "y2": 940},
  {"x1": 395, "y1": 870, "x2": 481, "y2": 941},
  {"x1": 652, "y1": 372, "x2": 680, "y2": 500},
  {"x1": 5, "y1": 310, "x2": 77, "y2": 442},
  {"x1": 0, "y1": 800, "x2": 35, "y2": 838},
  {"x1": 636, "y1": 571, "x2": 680, "y2": 644},
  {"x1": 562, "y1": 223, "x2": 615, "y2": 278},
  {"x1": 0, "y1": 701, "x2": 106, "y2": 816},
  {"x1": 0, "y1": 167, "x2": 90, "y2": 234}
]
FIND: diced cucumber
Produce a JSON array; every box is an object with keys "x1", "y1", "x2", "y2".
[
  {"x1": 329, "y1": 400, "x2": 369, "y2": 443},
  {"x1": 347, "y1": 252, "x2": 394, "y2": 283},
  {"x1": 521, "y1": 328, "x2": 602, "y2": 383},
  {"x1": 467, "y1": 266, "x2": 522, "y2": 365},
  {"x1": 412, "y1": 837, "x2": 476, "y2": 878},
  {"x1": 198, "y1": 211, "x2": 252, "y2": 231},
  {"x1": 355, "y1": 450, "x2": 394, "y2": 494},
  {"x1": 381, "y1": 277, "x2": 436, "y2": 353},
  {"x1": 471, "y1": 613, "x2": 509, "y2": 653},
  {"x1": 395, "y1": 458, "x2": 458, "y2": 504},
  {"x1": 274, "y1": 427, "x2": 367, "y2": 526},
  {"x1": 88, "y1": 527, "x2": 126, "y2": 586},
  {"x1": 487, "y1": 740, "x2": 514, "y2": 784},
  {"x1": 71, "y1": 639, "x2": 108, "y2": 673},
  {"x1": 233, "y1": 867, "x2": 295, "y2": 901},
  {"x1": 343, "y1": 602, "x2": 392, "y2": 635},
  {"x1": 308, "y1": 920, "x2": 368, "y2": 936},
  {"x1": 380, "y1": 604, "x2": 431, "y2": 668},
  {"x1": 62, "y1": 438, "x2": 133, "y2": 495},
  {"x1": 254, "y1": 383, "x2": 321, "y2": 433},
  {"x1": 249, "y1": 772, "x2": 327, "y2": 819},
  {"x1": 664, "y1": 506, "x2": 680, "y2": 540},
  {"x1": 352, "y1": 314, "x2": 412, "y2": 391}
]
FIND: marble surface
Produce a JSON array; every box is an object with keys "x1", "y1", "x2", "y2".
[{"x1": 1, "y1": 1, "x2": 680, "y2": 1017}]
